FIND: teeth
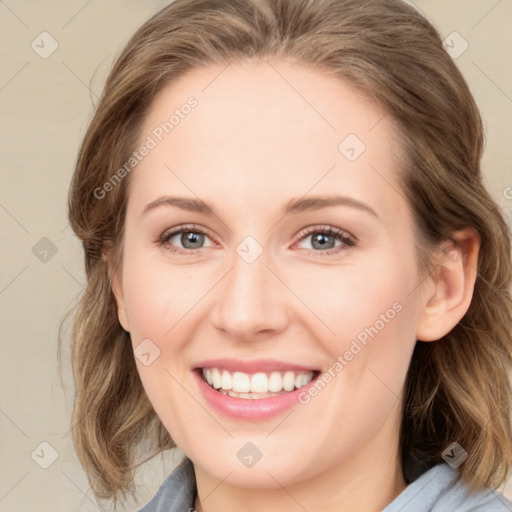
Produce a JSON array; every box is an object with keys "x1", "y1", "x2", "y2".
[
  {"x1": 283, "y1": 371, "x2": 295, "y2": 391},
  {"x1": 202, "y1": 368, "x2": 315, "y2": 395},
  {"x1": 250, "y1": 372, "x2": 268, "y2": 393},
  {"x1": 221, "y1": 370, "x2": 232, "y2": 390},
  {"x1": 211, "y1": 368, "x2": 221, "y2": 389},
  {"x1": 268, "y1": 372, "x2": 282, "y2": 392},
  {"x1": 232, "y1": 372, "x2": 250, "y2": 392}
]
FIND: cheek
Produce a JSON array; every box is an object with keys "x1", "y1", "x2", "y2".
[
  {"x1": 302, "y1": 255, "x2": 415, "y2": 356},
  {"x1": 121, "y1": 256, "x2": 200, "y2": 427},
  {"x1": 117, "y1": 237, "x2": 419, "y2": 480},
  {"x1": 302, "y1": 251, "x2": 418, "y2": 418},
  {"x1": 122, "y1": 232, "x2": 418, "y2": 358},
  {"x1": 121, "y1": 251, "x2": 198, "y2": 341}
]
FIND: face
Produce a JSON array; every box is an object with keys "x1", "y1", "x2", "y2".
[{"x1": 113, "y1": 60, "x2": 428, "y2": 488}]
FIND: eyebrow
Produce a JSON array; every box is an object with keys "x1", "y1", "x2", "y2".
[{"x1": 142, "y1": 194, "x2": 378, "y2": 218}]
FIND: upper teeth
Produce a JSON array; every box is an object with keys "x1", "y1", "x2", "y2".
[{"x1": 202, "y1": 368, "x2": 315, "y2": 393}]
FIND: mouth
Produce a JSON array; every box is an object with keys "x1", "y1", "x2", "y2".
[
  {"x1": 192, "y1": 359, "x2": 322, "y2": 420},
  {"x1": 196, "y1": 368, "x2": 320, "y2": 400}
]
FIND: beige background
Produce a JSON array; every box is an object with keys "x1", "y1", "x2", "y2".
[{"x1": 1, "y1": 1, "x2": 511, "y2": 510}]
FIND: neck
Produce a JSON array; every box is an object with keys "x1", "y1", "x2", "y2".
[{"x1": 193, "y1": 402, "x2": 407, "y2": 512}]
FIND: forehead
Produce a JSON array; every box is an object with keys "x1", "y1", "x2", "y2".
[{"x1": 130, "y1": 60, "x2": 408, "y2": 222}]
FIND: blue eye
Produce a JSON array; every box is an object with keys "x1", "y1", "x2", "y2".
[
  {"x1": 293, "y1": 225, "x2": 355, "y2": 256},
  {"x1": 158, "y1": 223, "x2": 355, "y2": 256},
  {"x1": 158, "y1": 224, "x2": 214, "y2": 254}
]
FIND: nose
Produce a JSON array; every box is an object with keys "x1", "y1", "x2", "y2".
[{"x1": 210, "y1": 244, "x2": 290, "y2": 342}]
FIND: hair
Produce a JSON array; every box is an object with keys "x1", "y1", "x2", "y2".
[{"x1": 64, "y1": 0, "x2": 512, "y2": 503}]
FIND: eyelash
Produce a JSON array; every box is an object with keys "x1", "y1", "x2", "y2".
[{"x1": 157, "y1": 223, "x2": 356, "y2": 256}]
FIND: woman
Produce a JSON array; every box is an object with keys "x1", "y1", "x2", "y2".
[{"x1": 66, "y1": 0, "x2": 512, "y2": 510}]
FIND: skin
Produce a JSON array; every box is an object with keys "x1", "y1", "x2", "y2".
[{"x1": 110, "y1": 59, "x2": 480, "y2": 512}]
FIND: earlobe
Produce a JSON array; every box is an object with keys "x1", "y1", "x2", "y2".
[
  {"x1": 415, "y1": 228, "x2": 480, "y2": 342},
  {"x1": 102, "y1": 244, "x2": 130, "y2": 333}
]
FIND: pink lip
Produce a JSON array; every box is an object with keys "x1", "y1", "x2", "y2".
[
  {"x1": 192, "y1": 367, "x2": 320, "y2": 421},
  {"x1": 193, "y1": 358, "x2": 319, "y2": 374}
]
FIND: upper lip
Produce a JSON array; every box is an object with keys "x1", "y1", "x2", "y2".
[{"x1": 193, "y1": 358, "x2": 320, "y2": 374}]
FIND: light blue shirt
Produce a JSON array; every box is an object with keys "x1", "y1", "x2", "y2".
[{"x1": 139, "y1": 456, "x2": 512, "y2": 511}]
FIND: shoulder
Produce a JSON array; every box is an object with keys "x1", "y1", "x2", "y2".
[
  {"x1": 136, "y1": 457, "x2": 512, "y2": 512},
  {"x1": 138, "y1": 456, "x2": 197, "y2": 512},
  {"x1": 384, "y1": 463, "x2": 512, "y2": 512}
]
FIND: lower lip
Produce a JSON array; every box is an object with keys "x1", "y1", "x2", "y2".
[{"x1": 193, "y1": 370, "x2": 319, "y2": 420}]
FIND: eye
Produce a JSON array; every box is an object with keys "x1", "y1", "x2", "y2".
[
  {"x1": 292, "y1": 225, "x2": 355, "y2": 256},
  {"x1": 158, "y1": 224, "x2": 216, "y2": 254},
  {"x1": 157, "y1": 223, "x2": 356, "y2": 256}
]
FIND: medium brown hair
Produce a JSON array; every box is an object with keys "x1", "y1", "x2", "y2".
[{"x1": 65, "y1": 0, "x2": 512, "y2": 502}]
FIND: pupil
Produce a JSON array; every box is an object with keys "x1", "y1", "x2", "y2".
[
  {"x1": 179, "y1": 232, "x2": 335, "y2": 251},
  {"x1": 312, "y1": 233, "x2": 334, "y2": 250},
  {"x1": 183, "y1": 232, "x2": 203, "y2": 249}
]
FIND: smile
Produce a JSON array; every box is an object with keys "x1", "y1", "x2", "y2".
[
  {"x1": 201, "y1": 368, "x2": 317, "y2": 399},
  {"x1": 193, "y1": 358, "x2": 321, "y2": 419}
]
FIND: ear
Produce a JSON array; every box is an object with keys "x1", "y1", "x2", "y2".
[
  {"x1": 415, "y1": 227, "x2": 481, "y2": 342},
  {"x1": 102, "y1": 243, "x2": 130, "y2": 332}
]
